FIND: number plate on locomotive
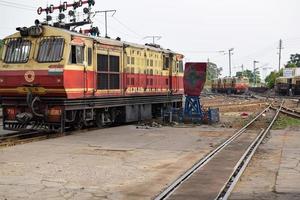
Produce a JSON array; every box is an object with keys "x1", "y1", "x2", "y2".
[{"x1": 16, "y1": 87, "x2": 47, "y2": 94}]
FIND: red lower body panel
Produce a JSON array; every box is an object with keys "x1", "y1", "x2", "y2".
[{"x1": 0, "y1": 70, "x2": 184, "y2": 99}]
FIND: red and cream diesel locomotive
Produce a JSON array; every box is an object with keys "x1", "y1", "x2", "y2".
[
  {"x1": 211, "y1": 76, "x2": 249, "y2": 94},
  {"x1": 0, "y1": 23, "x2": 184, "y2": 132}
]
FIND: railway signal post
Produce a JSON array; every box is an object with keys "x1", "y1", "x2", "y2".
[
  {"x1": 184, "y1": 96, "x2": 204, "y2": 122},
  {"x1": 183, "y1": 62, "x2": 207, "y2": 122}
]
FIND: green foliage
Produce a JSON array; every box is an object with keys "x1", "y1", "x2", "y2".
[
  {"x1": 0, "y1": 39, "x2": 3, "y2": 57},
  {"x1": 236, "y1": 69, "x2": 261, "y2": 84},
  {"x1": 265, "y1": 53, "x2": 300, "y2": 88},
  {"x1": 265, "y1": 71, "x2": 279, "y2": 88},
  {"x1": 206, "y1": 62, "x2": 222, "y2": 81},
  {"x1": 286, "y1": 54, "x2": 300, "y2": 68},
  {"x1": 265, "y1": 68, "x2": 283, "y2": 89},
  {"x1": 236, "y1": 71, "x2": 243, "y2": 77},
  {"x1": 273, "y1": 115, "x2": 300, "y2": 130}
]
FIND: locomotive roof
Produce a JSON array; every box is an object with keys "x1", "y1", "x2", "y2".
[
  {"x1": 50, "y1": 25, "x2": 180, "y2": 55},
  {"x1": 4, "y1": 25, "x2": 182, "y2": 56}
]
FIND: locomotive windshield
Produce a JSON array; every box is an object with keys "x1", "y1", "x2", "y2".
[
  {"x1": 4, "y1": 38, "x2": 31, "y2": 63},
  {"x1": 37, "y1": 37, "x2": 64, "y2": 62},
  {"x1": 236, "y1": 78, "x2": 249, "y2": 83}
]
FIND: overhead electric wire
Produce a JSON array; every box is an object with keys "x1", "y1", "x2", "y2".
[
  {"x1": 0, "y1": 0, "x2": 36, "y2": 9},
  {"x1": 0, "y1": 2, "x2": 35, "y2": 11},
  {"x1": 93, "y1": 18, "x2": 140, "y2": 40},
  {"x1": 181, "y1": 50, "x2": 226, "y2": 54},
  {"x1": 234, "y1": 41, "x2": 278, "y2": 63},
  {"x1": 112, "y1": 16, "x2": 143, "y2": 38}
]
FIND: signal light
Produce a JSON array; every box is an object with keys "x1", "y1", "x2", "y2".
[
  {"x1": 68, "y1": 10, "x2": 75, "y2": 17},
  {"x1": 46, "y1": 15, "x2": 52, "y2": 21},
  {"x1": 88, "y1": 0, "x2": 95, "y2": 6},
  {"x1": 83, "y1": 7, "x2": 89, "y2": 14},
  {"x1": 37, "y1": 0, "x2": 96, "y2": 15},
  {"x1": 58, "y1": 13, "x2": 65, "y2": 20},
  {"x1": 34, "y1": 19, "x2": 40, "y2": 25}
]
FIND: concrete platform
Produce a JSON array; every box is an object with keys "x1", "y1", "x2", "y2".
[
  {"x1": 0, "y1": 125, "x2": 235, "y2": 200},
  {"x1": 230, "y1": 127, "x2": 300, "y2": 200}
]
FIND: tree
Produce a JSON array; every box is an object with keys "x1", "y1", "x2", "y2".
[
  {"x1": 265, "y1": 71, "x2": 279, "y2": 88},
  {"x1": 265, "y1": 69, "x2": 283, "y2": 89},
  {"x1": 206, "y1": 62, "x2": 222, "y2": 81},
  {"x1": 236, "y1": 69, "x2": 261, "y2": 84},
  {"x1": 264, "y1": 53, "x2": 300, "y2": 88},
  {"x1": 286, "y1": 54, "x2": 300, "y2": 68}
]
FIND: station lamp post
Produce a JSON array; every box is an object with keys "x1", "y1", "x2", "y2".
[
  {"x1": 253, "y1": 60, "x2": 259, "y2": 87},
  {"x1": 228, "y1": 48, "x2": 234, "y2": 77}
]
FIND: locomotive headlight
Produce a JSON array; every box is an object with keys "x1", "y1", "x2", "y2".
[
  {"x1": 0, "y1": 78, "x2": 4, "y2": 83},
  {"x1": 28, "y1": 26, "x2": 43, "y2": 37},
  {"x1": 57, "y1": 78, "x2": 62, "y2": 83}
]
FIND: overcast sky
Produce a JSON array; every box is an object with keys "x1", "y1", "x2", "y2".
[{"x1": 1, "y1": 0, "x2": 299, "y2": 79}]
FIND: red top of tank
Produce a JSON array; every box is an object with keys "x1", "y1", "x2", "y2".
[{"x1": 183, "y1": 62, "x2": 207, "y2": 96}]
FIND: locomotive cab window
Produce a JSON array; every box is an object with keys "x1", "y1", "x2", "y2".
[
  {"x1": 4, "y1": 38, "x2": 31, "y2": 63},
  {"x1": 69, "y1": 45, "x2": 84, "y2": 64},
  {"x1": 163, "y1": 56, "x2": 170, "y2": 69},
  {"x1": 37, "y1": 38, "x2": 64, "y2": 62}
]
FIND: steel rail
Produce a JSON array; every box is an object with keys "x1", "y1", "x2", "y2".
[
  {"x1": 216, "y1": 101, "x2": 283, "y2": 200},
  {"x1": 270, "y1": 106, "x2": 300, "y2": 119},
  {"x1": 253, "y1": 94, "x2": 300, "y2": 101},
  {"x1": 154, "y1": 104, "x2": 272, "y2": 200},
  {"x1": 281, "y1": 106, "x2": 300, "y2": 115},
  {"x1": 0, "y1": 130, "x2": 54, "y2": 147}
]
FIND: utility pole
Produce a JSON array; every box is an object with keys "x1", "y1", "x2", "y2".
[
  {"x1": 240, "y1": 64, "x2": 244, "y2": 76},
  {"x1": 228, "y1": 48, "x2": 234, "y2": 77},
  {"x1": 253, "y1": 60, "x2": 259, "y2": 87},
  {"x1": 94, "y1": 10, "x2": 116, "y2": 38},
  {"x1": 278, "y1": 39, "x2": 283, "y2": 72}
]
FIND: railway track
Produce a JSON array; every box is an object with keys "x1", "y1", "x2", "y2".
[
  {"x1": 0, "y1": 130, "x2": 58, "y2": 147},
  {"x1": 271, "y1": 105, "x2": 300, "y2": 118},
  {"x1": 253, "y1": 93, "x2": 300, "y2": 101},
  {"x1": 0, "y1": 123, "x2": 134, "y2": 147},
  {"x1": 155, "y1": 102, "x2": 282, "y2": 200}
]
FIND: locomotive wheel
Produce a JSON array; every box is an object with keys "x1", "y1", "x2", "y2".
[
  {"x1": 95, "y1": 111, "x2": 104, "y2": 128},
  {"x1": 73, "y1": 112, "x2": 84, "y2": 130}
]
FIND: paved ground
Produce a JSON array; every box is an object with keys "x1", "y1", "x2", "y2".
[
  {"x1": 0, "y1": 125, "x2": 235, "y2": 200},
  {"x1": 230, "y1": 127, "x2": 300, "y2": 200},
  {"x1": 1, "y1": 97, "x2": 298, "y2": 200}
]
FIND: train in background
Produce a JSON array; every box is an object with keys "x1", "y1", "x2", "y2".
[
  {"x1": 275, "y1": 76, "x2": 300, "y2": 96},
  {"x1": 0, "y1": 1, "x2": 185, "y2": 132},
  {"x1": 275, "y1": 68, "x2": 300, "y2": 96},
  {"x1": 211, "y1": 76, "x2": 249, "y2": 94}
]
